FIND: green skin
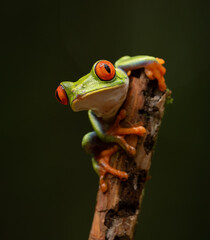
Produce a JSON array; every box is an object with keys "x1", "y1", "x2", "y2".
[{"x1": 59, "y1": 55, "x2": 158, "y2": 173}]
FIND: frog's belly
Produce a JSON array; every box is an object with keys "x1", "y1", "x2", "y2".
[{"x1": 72, "y1": 82, "x2": 129, "y2": 120}]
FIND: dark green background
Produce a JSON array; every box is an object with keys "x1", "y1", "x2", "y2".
[{"x1": 2, "y1": 0, "x2": 210, "y2": 239}]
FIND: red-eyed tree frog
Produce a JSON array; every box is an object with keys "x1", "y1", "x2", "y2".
[{"x1": 55, "y1": 56, "x2": 166, "y2": 192}]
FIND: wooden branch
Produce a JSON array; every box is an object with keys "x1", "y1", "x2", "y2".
[{"x1": 89, "y1": 69, "x2": 171, "y2": 240}]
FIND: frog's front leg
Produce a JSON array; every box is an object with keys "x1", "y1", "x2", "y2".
[
  {"x1": 106, "y1": 109, "x2": 146, "y2": 156},
  {"x1": 88, "y1": 110, "x2": 146, "y2": 157}
]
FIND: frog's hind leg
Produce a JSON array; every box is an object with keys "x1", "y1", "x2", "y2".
[
  {"x1": 91, "y1": 157, "x2": 99, "y2": 175},
  {"x1": 82, "y1": 131, "x2": 108, "y2": 156},
  {"x1": 82, "y1": 132, "x2": 128, "y2": 192},
  {"x1": 96, "y1": 145, "x2": 128, "y2": 192},
  {"x1": 82, "y1": 131, "x2": 98, "y2": 155},
  {"x1": 82, "y1": 131, "x2": 103, "y2": 175}
]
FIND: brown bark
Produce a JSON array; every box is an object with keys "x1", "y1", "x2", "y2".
[{"x1": 89, "y1": 69, "x2": 171, "y2": 240}]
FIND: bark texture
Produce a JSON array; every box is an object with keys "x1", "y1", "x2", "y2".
[{"x1": 89, "y1": 69, "x2": 171, "y2": 240}]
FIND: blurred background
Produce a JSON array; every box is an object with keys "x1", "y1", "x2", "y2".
[{"x1": 2, "y1": 0, "x2": 209, "y2": 239}]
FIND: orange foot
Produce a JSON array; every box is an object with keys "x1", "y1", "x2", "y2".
[
  {"x1": 96, "y1": 145, "x2": 128, "y2": 192},
  {"x1": 107, "y1": 109, "x2": 146, "y2": 156},
  {"x1": 144, "y1": 58, "x2": 166, "y2": 92}
]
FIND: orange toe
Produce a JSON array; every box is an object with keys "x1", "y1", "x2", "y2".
[
  {"x1": 145, "y1": 61, "x2": 166, "y2": 92},
  {"x1": 96, "y1": 145, "x2": 129, "y2": 192}
]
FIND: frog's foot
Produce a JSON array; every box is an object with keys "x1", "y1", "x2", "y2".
[
  {"x1": 127, "y1": 70, "x2": 131, "y2": 76},
  {"x1": 144, "y1": 58, "x2": 166, "y2": 92},
  {"x1": 96, "y1": 145, "x2": 128, "y2": 192},
  {"x1": 107, "y1": 109, "x2": 146, "y2": 156}
]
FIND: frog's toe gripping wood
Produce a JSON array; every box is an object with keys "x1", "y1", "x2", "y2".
[
  {"x1": 115, "y1": 136, "x2": 136, "y2": 156},
  {"x1": 106, "y1": 109, "x2": 146, "y2": 156},
  {"x1": 96, "y1": 145, "x2": 128, "y2": 192},
  {"x1": 144, "y1": 59, "x2": 166, "y2": 91}
]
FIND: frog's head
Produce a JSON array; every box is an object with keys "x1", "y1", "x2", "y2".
[{"x1": 55, "y1": 60, "x2": 129, "y2": 119}]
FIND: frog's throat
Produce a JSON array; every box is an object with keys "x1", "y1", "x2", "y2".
[{"x1": 71, "y1": 83, "x2": 129, "y2": 121}]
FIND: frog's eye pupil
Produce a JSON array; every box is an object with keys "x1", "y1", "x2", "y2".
[
  {"x1": 104, "y1": 64, "x2": 111, "y2": 73},
  {"x1": 55, "y1": 90, "x2": 61, "y2": 102},
  {"x1": 95, "y1": 60, "x2": 116, "y2": 81}
]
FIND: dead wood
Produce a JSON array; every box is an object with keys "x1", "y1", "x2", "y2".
[{"x1": 89, "y1": 69, "x2": 171, "y2": 240}]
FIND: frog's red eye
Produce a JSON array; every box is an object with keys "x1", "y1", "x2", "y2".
[
  {"x1": 55, "y1": 85, "x2": 68, "y2": 105},
  {"x1": 95, "y1": 60, "x2": 116, "y2": 81}
]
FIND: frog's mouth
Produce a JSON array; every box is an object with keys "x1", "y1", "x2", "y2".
[{"x1": 71, "y1": 83, "x2": 128, "y2": 118}]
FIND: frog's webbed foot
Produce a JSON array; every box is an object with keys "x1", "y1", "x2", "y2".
[
  {"x1": 144, "y1": 58, "x2": 166, "y2": 92},
  {"x1": 96, "y1": 145, "x2": 128, "y2": 192},
  {"x1": 106, "y1": 109, "x2": 146, "y2": 156}
]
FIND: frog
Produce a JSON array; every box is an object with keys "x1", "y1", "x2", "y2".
[{"x1": 55, "y1": 55, "x2": 166, "y2": 192}]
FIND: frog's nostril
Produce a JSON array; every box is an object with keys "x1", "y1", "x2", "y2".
[{"x1": 55, "y1": 85, "x2": 69, "y2": 105}]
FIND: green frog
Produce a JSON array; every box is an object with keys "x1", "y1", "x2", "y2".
[{"x1": 55, "y1": 55, "x2": 166, "y2": 192}]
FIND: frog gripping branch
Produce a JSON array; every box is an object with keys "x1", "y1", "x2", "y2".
[
  {"x1": 55, "y1": 56, "x2": 166, "y2": 192},
  {"x1": 55, "y1": 56, "x2": 171, "y2": 240}
]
